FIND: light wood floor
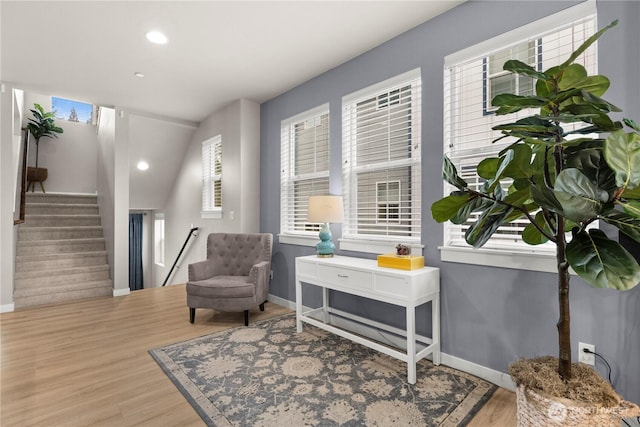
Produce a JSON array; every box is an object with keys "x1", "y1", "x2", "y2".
[{"x1": 0, "y1": 285, "x2": 517, "y2": 426}]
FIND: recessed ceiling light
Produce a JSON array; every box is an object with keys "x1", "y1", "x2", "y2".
[
  {"x1": 134, "y1": 72, "x2": 145, "y2": 78},
  {"x1": 137, "y1": 161, "x2": 149, "y2": 171},
  {"x1": 146, "y1": 31, "x2": 168, "y2": 45}
]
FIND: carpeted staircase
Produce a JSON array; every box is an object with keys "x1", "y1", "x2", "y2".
[{"x1": 14, "y1": 193, "x2": 113, "y2": 308}]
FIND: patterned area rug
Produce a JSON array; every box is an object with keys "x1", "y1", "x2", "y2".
[{"x1": 150, "y1": 314, "x2": 496, "y2": 426}]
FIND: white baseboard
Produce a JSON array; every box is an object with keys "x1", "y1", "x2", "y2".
[
  {"x1": 113, "y1": 288, "x2": 130, "y2": 297},
  {"x1": 1, "y1": 303, "x2": 15, "y2": 313},
  {"x1": 266, "y1": 293, "x2": 514, "y2": 391}
]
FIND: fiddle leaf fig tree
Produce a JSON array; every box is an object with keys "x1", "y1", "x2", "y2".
[
  {"x1": 26, "y1": 103, "x2": 64, "y2": 168},
  {"x1": 431, "y1": 20, "x2": 640, "y2": 382}
]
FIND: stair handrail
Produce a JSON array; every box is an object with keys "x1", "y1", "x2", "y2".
[
  {"x1": 162, "y1": 227, "x2": 199, "y2": 286},
  {"x1": 13, "y1": 129, "x2": 29, "y2": 225}
]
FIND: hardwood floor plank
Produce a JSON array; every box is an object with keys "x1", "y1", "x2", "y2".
[{"x1": 0, "y1": 284, "x2": 517, "y2": 426}]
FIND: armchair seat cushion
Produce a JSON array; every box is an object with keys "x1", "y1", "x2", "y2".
[{"x1": 187, "y1": 276, "x2": 255, "y2": 299}]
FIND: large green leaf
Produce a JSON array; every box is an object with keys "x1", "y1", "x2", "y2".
[
  {"x1": 624, "y1": 118, "x2": 640, "y2": 132},
  {"x1": 554, "y1": 168, "x2": 606, "y2": 222},
  {"x1": 566, "y1": 228, "x2": 640, "y2": 290},
  {"x1": 442, "y1": 156, "x2": 467, "y2": 190},
  {"x1": 522, "y1": 211, "x2": 551, "y2": 245},
  {"x1": 560, "y1": 71, "x2": 610, "y2": 97},
  {"x1": 465, "y1": 203, "x2": 514, "y2": 248},
  {"x1": 564, "y1": 147, "x2": 617, "y2": 197},
  {"x1": 579, "y1": 91, "x2": 621, "y2": 113},
  {"x1": 602, "y1": 212, "x2": 640, "y2": 242},
  {"x1": 531, "y1": 184, "x2": 563, "y2": 214},
  {"x1": 558, "y1": 63, "x2": 587, "y2": 90},
  {"x1": 477, "y1": 157, "x2": 500, "y2": 180},
  {"x1": 451, "y1": 195, "x2": 493, "y2": 225},
  {"x1": 431, "y1": 193, "x2": 472, "y2": 223},
  {"x1": 604, "y1": 130, "x2": 640, "y2": 190},
  {"x1": 559, "y1": 20, "x2": 618, "y2": 70},
  {"x1": 621, "y1": 187, "x2": 640, "y2": 200},
  {"x1": 503, "y1": 59, "x2": 548, "y2": 80},
  {"x1": 503, "y1": 144, "x2": 533, "y2": 179},
  {"x1": 504, "y1": 187, "x2": 532, "y2": 208},
  {"x1": 492, "y1": 94, "x2": 547, "y2": 111},
  {"x1": 487, "y1": 149, "x2": 514, "y2": 191},
  {"x1": 619, "y1": 200, "x2": 640, "y2": 218}
]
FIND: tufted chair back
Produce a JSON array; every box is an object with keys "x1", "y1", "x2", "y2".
[{"x1": 206, "y1": 233, "x2": 272, "y2": 276}]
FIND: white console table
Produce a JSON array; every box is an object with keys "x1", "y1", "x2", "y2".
[{"x1": 295, "y1": 255, "x2": 440, "y2": 384}]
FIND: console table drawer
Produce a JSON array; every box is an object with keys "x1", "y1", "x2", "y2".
[{"x1": 317, "y1": 265, "x2": 373, "y2": 291}]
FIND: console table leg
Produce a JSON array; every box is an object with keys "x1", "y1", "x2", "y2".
[
  {"x1": 295, "y1": 279, "x2": 303, "y2": 333},
  {"x1": 433, "y1": 294, "x2": 441, "y2": 365},
  {"x1": 406, "y1": 305, "x2": 417, "y2": 384},
  {"x1": 322, "y1": 287, "x2": 329, "y2": 323}
]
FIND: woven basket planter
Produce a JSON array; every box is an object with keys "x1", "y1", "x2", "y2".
[{"x1": 515, "y1": 384, "x2": 640, "y2": 427}]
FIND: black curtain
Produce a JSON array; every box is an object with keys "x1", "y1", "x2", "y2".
[{"x1": 129, "y1": 213, "x2": 144, "y2": 291}]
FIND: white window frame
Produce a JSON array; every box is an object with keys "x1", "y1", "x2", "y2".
[
  {"x1": 341, "y1": 69, "x2": 423, "y2": 255},
  {"x1": 201, "y1": 135, "x2": 222, "y2": 219},
  {"x1": 441, "y1": 1, "x2": 597, "y2": 273},
  {"x1": 154, "y1": 213, "x2": 165, "y2": 267},
  {"x1": 279, "y1": 104, "x2": 330, "y2": 246}
]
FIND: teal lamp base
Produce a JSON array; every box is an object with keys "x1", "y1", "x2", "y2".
[{"x1": 316, "y1": 223, "x2": 335, "y2": 257}]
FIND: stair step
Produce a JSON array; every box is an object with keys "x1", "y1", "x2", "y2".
[
  {"x1": 15, "y1": 251, "x2": 108, "y2": 272},
  {"x1": 25, "y1": 193, "x2": 98, "y2": 205},
  {"x1": 18, "y1": 226, "x2": 104, "y2": 241},
  {"x1": 23, "y1": 214, "x2": 101, "y2": 227},
  {"x1": 26, "y1": 203, "x2": 99, "y2": 215},
  {"x1": 16, "y1": 238, "x2": 106, "y2": 255},
  {"x1": 15, "y1": 265, "x2": 110, "y2": 288},
  {"x1": 14, "y1": 280, "x2": 113, "y2": 309}
]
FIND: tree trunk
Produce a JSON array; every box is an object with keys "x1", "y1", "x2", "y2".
[
  {"x1": 34, "y1": 138, "x2": 40, "y2": 169},
  {"x1": 556, "y1": 215, "x2": 572, "y2": 381}
]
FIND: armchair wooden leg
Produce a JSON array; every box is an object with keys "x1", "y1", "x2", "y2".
[
  {"x1": 259, "y1": 302, "x2": 265, "y2": 312},
  {"x1": 244, "y1": 310, "x2": 249, "y2": 326},
  {"x1": 189, "y1": 308, "x2": 195, "y2": 324}
]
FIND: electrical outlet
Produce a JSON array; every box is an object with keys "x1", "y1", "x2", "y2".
[
  {"x1": 578, "y1": 342, "x2": 595, "y2": 365},
  {"x1": 269, "y1": 270, "x2": 273, "y2": 280}
]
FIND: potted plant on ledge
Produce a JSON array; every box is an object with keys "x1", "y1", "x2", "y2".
[
  {"x1": 431, "y1": 21, "x2": 640, "y2": 426},
  {"x1": 26, "y1": 103, "x2": 63, "y2": 192}
]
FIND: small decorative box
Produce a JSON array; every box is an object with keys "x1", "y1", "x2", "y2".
[{"x1": 377, "y1": 253, "x2": 425, "y2": 270}]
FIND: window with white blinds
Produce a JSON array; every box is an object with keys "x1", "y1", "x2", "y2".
[
  {"x1": 202, "y1": 135, "x2": 222, "y2": 219},
  {"x1": 280, "y1": 105, "x2": 330, "y2": 241},
  {"x1": 442, "y1": 3, "x2": 597, "y2": 260},
  {"x1": 342, "y1": 69, "x2": 422, "y2": 249}
]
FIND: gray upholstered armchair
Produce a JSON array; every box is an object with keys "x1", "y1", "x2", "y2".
[{"x1": 187, "y1": 233, "x2": 273, "y2": 326}]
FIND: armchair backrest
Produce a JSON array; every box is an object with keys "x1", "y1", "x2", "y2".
[{"x1": 206, "y1": 233, "x2": 273, "y2": 276}]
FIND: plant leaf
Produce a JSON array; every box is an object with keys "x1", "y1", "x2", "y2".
[
  {"x1": 564, "y1": 147, "x2": 617, "y2": 197},
  {"x1": 602, "y1": 212, "x2": 640, "y2": 242},
  {"x1": 522, "y1": 211, "x2": 551, "y2": 245},
  {"x1": 503, "y1": 59, "x2": 548, "y2": 80},
  {"x1": 621, "y1": 187, "x2": 640, "y2": 200},
  {"x1": 442, "y1": 156, "x2": 467, "y2": 190},
  {"x1": 531, "y1": 184, "x2": 563, "y2": 214},
  {"x1": 604, "y1": 130, "x2": 640, "y2": 190},
  {"x1": 465, "y1": 203, "x2": 513, "y2": 248},
  {"x1": 566, "y1": 228, "x2": 640, "y2": 290},
  {"x1": 431, "y1": 193, "x2": 472, "y2": 223},
  {"x1": 477, "y1": 157, "x2": 500, "y2": 180},
  {"x1": 559, "y1": 20, "x2": 618, "y2": 70},
  {"x1": 619, "y1": 200, "x2": 640, "y2": 218},
  {"x1": 492, "y1": 94, "x2": 547, "y2": 110},
  {"x1": 624, "y1": 118, "x2": 640, "y2": 132},
  {"x1": 554, "y1": 168, "x2": 606, "y2": 222}
]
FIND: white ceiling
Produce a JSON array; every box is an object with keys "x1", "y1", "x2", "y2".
[{"x1": 1, "y1": 1, "x2": 463, "y2": 123}]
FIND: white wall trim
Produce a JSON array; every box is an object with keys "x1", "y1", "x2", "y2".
[
  {"x1": 1, "y1": 303, "x2": 15, "y2": 313},
  {"x1": 277, "y1": 233, "x2": 317, "y2": 247},
  {"x1": 113, "y1": 288, "x2": 130, "y2": 297},
  {"x1": 266, "y1": 293, "x2": 513, "y2": 390}
]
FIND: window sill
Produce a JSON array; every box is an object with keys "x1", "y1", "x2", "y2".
[
  {"x1": 340, "y1": 238, "x2": 423, "y2": 256},
  {"x1": 201, "y1": 210, "x2": 222, "y2": 219},
  {"x1": 278, "y1": 234, "x2": 318, "y2": 247},
  {"x1": 439, "y1": 245, "x2": 575, "y2": 274}
]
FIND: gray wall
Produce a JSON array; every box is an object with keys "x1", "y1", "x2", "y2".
[{"x1": 260, "y1": 1, "x2": 640, "y2": 402}]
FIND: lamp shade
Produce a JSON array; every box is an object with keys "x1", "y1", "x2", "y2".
[{"x1": 307, "y1": 195, "x2": 344, "y2": 223}]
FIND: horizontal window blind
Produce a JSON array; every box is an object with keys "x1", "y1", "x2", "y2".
[
  {"x1": 281, "y1": 106, "x2": 330, "y2": 235},
  {"x1": 443, "y1": 11, "x2": 597, "y2": 251},
  {"x1": 202, "y1": 135, "x2": 222, "y2": 212},
  {"x1": 343, "y1": 69, "x2": 421, "y2": 242}
]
